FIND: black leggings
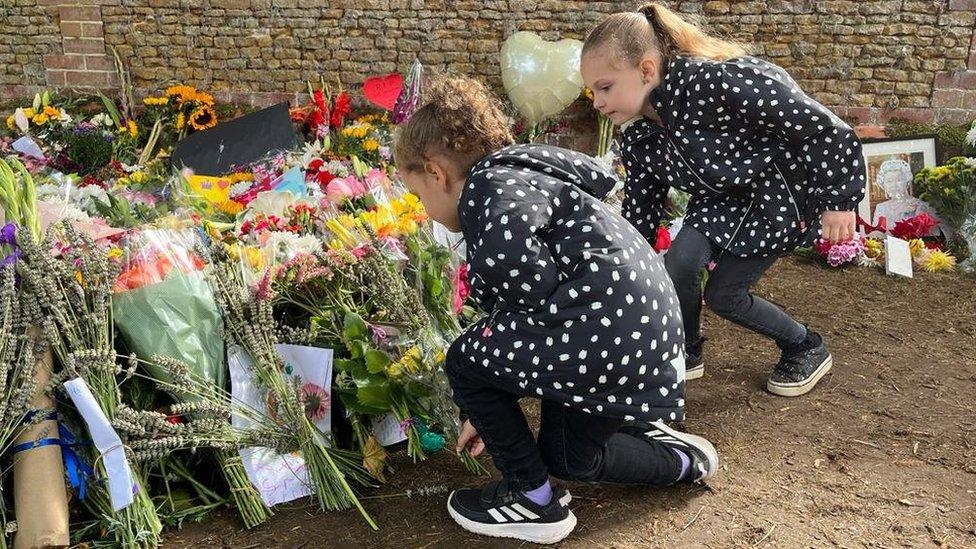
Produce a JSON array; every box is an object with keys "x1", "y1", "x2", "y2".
[{"x1": 664, "y1": 226, "x2": 807, "y2": 350}]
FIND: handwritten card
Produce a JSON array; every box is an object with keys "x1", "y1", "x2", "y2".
[
  {"x1": 229, "y1": 344, "x2": 334, "y2": 507},
  {"x1": 372, "y1": 413, "x2": 408, "y2": 447}
]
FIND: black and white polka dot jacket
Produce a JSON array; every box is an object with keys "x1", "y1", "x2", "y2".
[
  {"x1": 621, "y1": 55, "x2": 867, "y2": 257},
  {"x1": 453, "y1": 144, "x2": 686, "y2": 422}
]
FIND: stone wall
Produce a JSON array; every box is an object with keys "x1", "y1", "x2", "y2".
[{"x1": 1, "y1": 0, "x2": 975, "y2": 125}]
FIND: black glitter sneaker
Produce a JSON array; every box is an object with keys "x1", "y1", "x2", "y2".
[
  {"x1": 446, "y1": 480, "x2": 575, "y2": 544},
  {"x1": 767, "y1": 329, "x2": 832, "y2": 397},
  {"x1": 642, "y1": 421, "x2": 719, "y2": 482},
  {"x1": 685, "y1": 338, "x2": 705, "y2": 380}
]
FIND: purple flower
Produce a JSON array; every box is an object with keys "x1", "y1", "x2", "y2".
[
  {"x1": 1, "y1": 250, "x2": 21, "y2": 267},
  {"x1": 0, "y1": 223, "x2": 16, "y2": 248},
  {"x1": 392, "y1": 59, "x2": 423, "y2": 125}
]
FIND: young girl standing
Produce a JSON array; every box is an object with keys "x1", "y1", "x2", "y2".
[
  {"x1": 581, "y1": 3, "x2": 866, "y2": 396},
  {"x1": 394, "y1": 77, "x2": 718, "y2": 544}
]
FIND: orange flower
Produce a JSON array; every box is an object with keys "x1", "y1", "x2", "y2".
[{"x1": 188, "y1": 106, "x2": 217, "y2": 131}]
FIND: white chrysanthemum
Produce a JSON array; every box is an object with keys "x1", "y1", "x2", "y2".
[
  {"x1": 966, "y1": 121, "x2": 976, "y2": 147},
  {"x1": 260, "y1": 232, "x2": 322, "y2": 265}
]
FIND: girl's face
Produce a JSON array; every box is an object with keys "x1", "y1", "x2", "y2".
[
  {"x1": 400, "y1": 155, "x2": 464, "y2": 232},
  {"x1": 581, "y1": 48, "x2": 662, "y2": 125}
]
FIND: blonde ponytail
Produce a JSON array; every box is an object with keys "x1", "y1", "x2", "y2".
[{"x1": 583, "y1": 2, "x2": 748, "y2": 65}]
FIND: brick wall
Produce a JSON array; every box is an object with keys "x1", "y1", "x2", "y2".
[{"x1": 1, "y1": 0, "x2": 974, "y2": 125}]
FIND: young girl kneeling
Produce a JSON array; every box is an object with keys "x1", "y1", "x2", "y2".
[{"x1": 394, "y1": 77, "x2": 718, "y2": 545}]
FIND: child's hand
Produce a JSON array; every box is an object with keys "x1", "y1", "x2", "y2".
[
  {"x1": 820, "y1": 210, "x2": 856, "y2": 243},
  {"x1": 456, "y1": 419, "x2": 485, "y2": 457}
]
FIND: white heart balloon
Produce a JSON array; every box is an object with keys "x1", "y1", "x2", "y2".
[{"x1": 500, "y1": 31, "x2": 584, "y2": 124}]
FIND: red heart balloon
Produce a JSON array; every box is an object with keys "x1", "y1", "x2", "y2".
[{"x1": 362, "y1": 73, "x2": 404, "y2": 112}]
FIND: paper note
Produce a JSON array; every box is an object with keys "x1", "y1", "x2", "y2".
[
  {"x1": 229, "y1": 344, "x2": 334, "y2": 507},
  {"x1": 63, "y1": 378, "x2": 136, "y2": 511},
  {"x1": 372, "y1": 412, "x2": 408, "y2": 447},
  {"x1": 885, "y1": 235, "x2": 914, "y2": 278}
]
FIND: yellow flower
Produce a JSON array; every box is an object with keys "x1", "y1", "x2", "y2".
[
  {"x1": 143, "y1": 96, "x2": 169, "y2": 106},
  {"x1": 127, "y1": 119, "x2": 139, "y2": 138},
  {"x1": 165, "y1": 85, "x2": 198, "y2": 103},
  {"x1": 188, "y1": 106, "x2": 217, "y2": 131},
  {"x1": 107, "y1": 247, "x2": 124, "y2": 260},
  {"x1": 386, "y1": 346, "x2": 425, "y2": 379},
  {"x1": 43, "y1": 106, "x2": 60, "y2": 118},
  {"x1": 930, "y1": 166, "x2": 951, "y2": 180},
  {"x1": 74, "y1": 271, "x2": 84, "y2": 286},
  {"x1": 217, "y1": 199, "x2": 244, "y2": 215},
  {"x1": 227, "y1": 171, "x2": 253, "y2": 183},
  {"x1": 583, "y1": 87, "x2": 594, "y2": 100},
  {"x1": 130, "y1": 171, "x2": 147, "y2": 184},
  {"x1": 175, "y1": 113, "x2": 186, "y2": 131},
  {"x1": 5, "y1": 115, "x2": 14, "y2": 131},
  {"x1": 921, "y1": 250, "x2": 956, "y2": 272},
  {"x1": 908, "y1": 238, "x2": 926, "y2": 258},
  {"x1": 326, "y1": 216, "x2": 362, "y2": 248},
  {"x1": 360, "y1": 205, "x2": 397, "y2": 238},
  {"x1": 192, "y1": 91, "x2": 215, "y2": 106},
  {"x1": 242, "y1": 246, "x2": 264, "y2": 271},
  {"x1": 864, "y1": 238, "x2": 884, "y2": 260},
  {"x1": 363, "y1": 138, "x2": 379, "y2": 152},
  {"x1": 32, "y1": 113, "x2": 49, "y2": 125},
  {"x1": 22, "y1": 108, "x2": 35, "y2": 119}
]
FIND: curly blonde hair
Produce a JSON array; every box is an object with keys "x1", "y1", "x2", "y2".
[{"x1": 394, "y1": 76, "x2": 514, "y2": 176}]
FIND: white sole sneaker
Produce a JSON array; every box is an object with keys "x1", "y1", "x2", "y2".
[
  {"x1": 446, "y1": 492, "x2": 577, "y2": 545},
  {"x1": 685, "y1": 363, "x2": 704, "y2": 380},
  {"x1": 767, "y1": 355, "x2": 832, "y2": 397},
  {"x1": 649, "y1": 421, "x2": 720, "y2": 482}
]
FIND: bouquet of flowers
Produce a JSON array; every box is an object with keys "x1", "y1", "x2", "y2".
[{"x1": 814, "y1": 235, "x2": 867, "y2": 267}]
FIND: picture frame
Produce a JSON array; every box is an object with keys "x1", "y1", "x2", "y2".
[{"x1": 858, "y1": 135, "x2": 938, "y2": 227}]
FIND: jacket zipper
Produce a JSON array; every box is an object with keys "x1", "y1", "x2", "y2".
[
  {"x1": 774, "y1": 162, "x2": 805, "y2": 230},
  {"x1": 666, "y1": 136, "x2": 722, "y2": 194},
  {"x1": 723, "y1": 200, "x2": 754, "y2": 252},
  {"x1": 481, "y1": 309, "x2": 500, "y2": 337}
]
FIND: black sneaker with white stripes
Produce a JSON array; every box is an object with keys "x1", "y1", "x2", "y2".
[
  {"x1": 447, "y1": 480, "x2": 575, "y2": 544},
  {"x1": 642, "y1": 420, "x2": 719, "y2": 482}
]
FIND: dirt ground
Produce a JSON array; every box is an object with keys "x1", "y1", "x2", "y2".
[{"x1": 166, "y1": 256, "x2": 976, "y2": 548}]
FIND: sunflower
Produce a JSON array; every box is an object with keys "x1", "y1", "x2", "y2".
[
  {"x1": 165, "y1": 85, "x2": 198, "y2": 103},
  {"x1": 188, "y1": 106, "x2": 217, "y2": 131},
  {"x1": 192, "y1": 91, "x2": 214, "y2": 106}
]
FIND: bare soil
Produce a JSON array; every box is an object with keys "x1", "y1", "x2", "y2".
[{"x1": 166, "y1": 256, "x2": 976, "y2": 548}]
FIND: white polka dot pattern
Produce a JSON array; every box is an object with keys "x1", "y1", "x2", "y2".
[{"x1": 621, "y1": 55, "x2": 867, "y2": 258}]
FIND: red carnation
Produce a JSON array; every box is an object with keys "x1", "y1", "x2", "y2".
[{"x1": 653, "y1": 226, "x2": 672, "y2": 253}]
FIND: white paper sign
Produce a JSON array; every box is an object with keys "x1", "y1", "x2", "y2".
[
  {"x1": 229, "y1": 344, "x2": 334, "y2": 507},
  {"x1": 885, "y1": 236, "x2": 914, "y2": 278},
  {"x1": 63, "y1": 377, "x2": 136, "y2": 511},
  {"x1": 372, "y1": 412, "x2": 408, "y2": 447}
]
